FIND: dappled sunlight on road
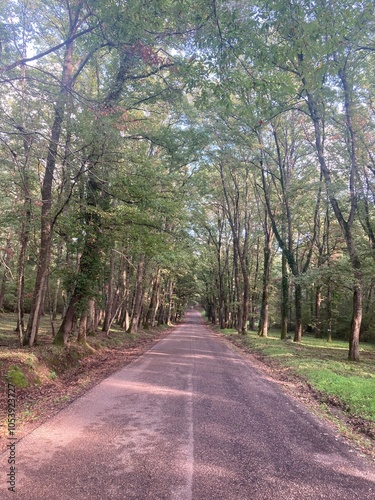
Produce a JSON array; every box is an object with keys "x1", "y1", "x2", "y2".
[{"x1": 106, "y1": 378, "x2": 191, "y2": 397}]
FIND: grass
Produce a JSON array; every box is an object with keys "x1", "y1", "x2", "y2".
[
  {"x1": 217, "y1": 327, "x2": 375, "y2": 423},
  {"x1": 7, "y1": 365, "x2": 29, "y2": 388}
]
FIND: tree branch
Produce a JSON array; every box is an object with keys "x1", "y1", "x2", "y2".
[{"x1": 1, "y1": 26, "x2": 96, "y2": 72}]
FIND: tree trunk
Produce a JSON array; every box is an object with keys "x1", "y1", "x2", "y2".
[
  {"x1": 0, "y1": 235, "x2": 12, "y2": 311},
  {"x1": 15, "y1": 28, "x2": 32, "y2": 345},
  {"x1": 326, "y1": 280, "x2": 333, "y2": 343},
  {"x1": 349, "y1": 279, "x2": 362, "y2": 361},
  {"x1": 249, "y1": 242, "x2": 259, "y2": 332},
  {"x1": 102, "y1": 249, "x2": 116, "y2": 333},
  {"x1": 218, "y1": 272, "x2": 225, "y2": 329},
  {"x1": 157, "y1": 301, "x2": 165, "y2": 326},
  {"x1": 51, "y1": 242, "x2": 63, "y2": 321},
  {"x1": 52, "y1": 279, "x2": 61, "y2": 321},
  {"x1": 144, "y1": 269, "x2": 160, "y2": 328},
  {"x1": 166, "y1": 280, "x2": 174, "y2": 326},
  {"x1": 258, "y1": 218, "x2": 273, "y2": 337},
  {"x1": 314, "y1": 285, "x2": 322, "y2": 338},
  {"x1": 280, "y1": 252, "x2": 288, "y2": 340},
  {"x1": 233, "y1": 244, "x2": 243, "y2": 334},
  {"x1": 241, "y1": 267, "x2": 249, "y2": 333},
  {"x1": 127, "y1": 254, "x2": 145, "y2": 334},
  {"x1": 150, "y1": 276, "x2": 161, "y2": 327},
  {"x1": 86, "y1": 299, "x2": 97, "y2": 334},
  {"x1": 26, "y1": 34, "x2": 76, "y2": 347},
  {"x1": 294, "y1": 283, "x2": 303, "y2": 342},
  {"x1": 54, "y1": 171, "x2": 104, "y2": 346},
  {"x1": 54, "y1": 294, "x2": 80, "y2": 345},
  {"x1": 77, "y1": 309, "x2": 88, "y2": 345},
  {"x1": 119, "y1": 259, "x2": 131, "y2": 330},
  {"x1": 16, "y1": 207, "x2": 30, "y2": 346}
]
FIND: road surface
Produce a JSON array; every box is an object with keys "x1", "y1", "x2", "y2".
[{"x1": 2, "y1": 310, "x2": 374, "y2": 499}]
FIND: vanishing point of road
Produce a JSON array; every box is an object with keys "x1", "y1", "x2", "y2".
[{"x1": 2, "y1": 310, "x2": 375, "y2": 499}]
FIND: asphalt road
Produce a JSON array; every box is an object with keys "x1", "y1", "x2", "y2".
[{"x1": 2, "y1": 310, "x2": 375, "y2": 499}]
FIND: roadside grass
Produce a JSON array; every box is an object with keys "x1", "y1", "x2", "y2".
[{"x1": 215, "y1": 327, "x2": 375, "y2": 424}]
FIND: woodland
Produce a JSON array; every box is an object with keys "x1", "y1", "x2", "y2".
[{"x1": 1, "y1": 0, "x2": 375, "y2": 363}]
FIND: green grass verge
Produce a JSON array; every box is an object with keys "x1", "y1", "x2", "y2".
[{"x1": 217, "y1": 328, "x2": 375, "y2": 423}]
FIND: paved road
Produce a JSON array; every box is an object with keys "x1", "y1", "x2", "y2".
[{"x1": 2, "y1": 311, "x2": 375, "y2": 499}]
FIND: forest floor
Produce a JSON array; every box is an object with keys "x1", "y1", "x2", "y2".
[
  {"x1": 0, "y1": 313, "x2": 174, "y2": 452},
  {"x1": 213, "y1": 324, "x2": 375, "y2": 460}
]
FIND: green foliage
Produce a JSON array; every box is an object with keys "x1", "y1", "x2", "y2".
[{"x1": 0, "y1": 0, "x2": 375, "y2": 359}]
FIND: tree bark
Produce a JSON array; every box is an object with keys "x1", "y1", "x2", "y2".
[
  {"x1": 16, "y1": 206, "x2": 30, "y2": 346},
  {"x1": 77, "y1": 309, "x2": 88, "y2": 345},
  {"x1": 52, "y1": 278, "x2": 61, "y2": 321},
  {"x1": 86, "y1": 299, "x2": 97, "y2": 334},
  {"x1": 294, "y1": 283, "x2": 303, "y2": 342},
  {"x1": 25, "y1": 27, "x2": 77, "y2": 347},
  {"x1": 127, "y1": 254, "x2": 145, "y2": 334},
  {"x1": 144, "y1": 269, "x2": 160, "y2": 328},
  {"x1": 0, "y1": 235, "x2": 12, "y2": 311},
  {"x1": 314, "y1": 285, "x2": 322, "y2": 338},
  {"x1": 102, "y1": 249, "x2": 116, "y2": 333},
  {"x1": 54, "y1": 294, "x2": 80, "y2": 345},
  {"x1": 326, "y1": 280, "x2": 333, "y2": 343},
  {"x1": 166, "y1": 280, "x2": 174, "y2": 326},
  {"x1": 258, "y1": 214, "x2": 273, "y2": 337},
  {"x1": 280, "y1": 252, "x2": 288, "y2": 340}
]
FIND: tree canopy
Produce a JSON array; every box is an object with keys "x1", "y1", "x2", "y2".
[{"x1": 1, "y1": 0, "x2": 375, "y2": 361}]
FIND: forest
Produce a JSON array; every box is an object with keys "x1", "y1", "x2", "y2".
[{"x1": 1, "y1": 0, "x2": 375, "y2": 364}]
